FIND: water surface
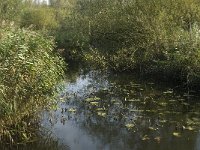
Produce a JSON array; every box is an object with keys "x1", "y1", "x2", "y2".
[{"x1": 39, "y1": 69, "x2": 200, "y2": 150}]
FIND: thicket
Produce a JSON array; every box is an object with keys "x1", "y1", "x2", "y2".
[
  {"x1": 50, "y1": 0, "x2": 200, "y2": 84},
  {"x1": 15, "y1": 0, "x2": 200, "y2": 84},
  {"x1": 0, "y1": 25, "x2": 64, "y2": 144}
]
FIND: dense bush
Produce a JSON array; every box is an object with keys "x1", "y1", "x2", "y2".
[
  {"x1": 0, "y1": 26, "x2": 64, "y2": 143},
  {"x1": 14, "y1": 0, "x2": 200, "y2": 83},
  {"x1": 61, "y1": 0, "x2": 200, "y2": 83},
  {"x1": 0, "y1": 0, "x2": 22, "y2": 21}
]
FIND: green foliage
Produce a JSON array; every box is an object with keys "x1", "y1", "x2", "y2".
[
  {"x1": 20, "y1": 7, "x2": 58, "y2": 30},
  {"x1": 0, "y1": 26, "x2": 64, "y2": 143},
  {"x1": 67, "y1": 0, "x2": 200, "y2": 83},
  {"x1": 55, "y1": 13, "x2": 90, "y2": 61},
  {"x1": 6, "y1": 0, "x2": 200, "y2": 83},
  {"x1": 0, "y1": 0, "x2": 22, "y2": 21}
]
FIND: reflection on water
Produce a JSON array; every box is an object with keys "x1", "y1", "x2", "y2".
[{"x1": 40, "y1": 70, "x2": 200, "y2": 150}]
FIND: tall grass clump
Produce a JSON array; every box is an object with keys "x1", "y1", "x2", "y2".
[{"x1": 0, "y1": 25, "x2": 64, "y2": 144}]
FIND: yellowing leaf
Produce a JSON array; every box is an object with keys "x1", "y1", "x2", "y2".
[
  {"x1": 125, "y1": 123, "x2": 135, "y2": 129},
  {"x1": 173, "y1": 132, "x2": 181, "y2": 137}
]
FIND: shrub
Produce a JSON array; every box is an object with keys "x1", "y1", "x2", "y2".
[
  {"x1": 20, "y1": 7, "x2": 58, "y2": 30},
  {"x1": 0, "y1": 0, "x2": 22, "y2": 21},
  {"x1": 0, "y1": 26, "x2": 64, "y2": 143},
  {"x1": 78, "y1": 0, "x2": 200, "y2": 83}
]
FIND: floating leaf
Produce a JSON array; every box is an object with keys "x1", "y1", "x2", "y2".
[
  {"x1": 164, "y1": 111, "x2": 171, "y2": 114},
  {"x1": 182, "y1": 102, "x2": 190, "y2": 106},
  {"x1": 130, "y1": 83, "x2": 141, "y2": 87},
  {"x1": 185, "y1": 126, "x2": 195, "y2": 131},
  {"x1": 148, "y1": 127, "x2": 157, "y2": 131},
  {"x1": 22, "y1": 133, "x2": 29, "y2": 140},
  {"x1": 192, "y1": 112, "x2": 200, "y2": 115},
  {"x1": 154, "y1": 137, "x2": 161, "y2": 143},
  {"x1": 159, "y1": 102, "x2": 167, "y2": 106},
  {"x1": 183, "y1": 94, "x2": 194, "y2": 97},
  {"x1": 90, "y1": 102, "x2": 99, "y2": 106},
  {"x1": 192, "y1": 117, "x2": 199, "y2": 122},
  {"x1": 114, "y1": 102, "x2": 120, "y2": 105},
  {"x1": 96, "y1": 108, "x2": 105, "y2": 111},
  {"x1": 125, "y1": 123, "x2": 135, "y2": 129},
  {"x1": 163, "y1": 90, "x2": 173, "y2": 94},
  {"x1": 159, "y1": 120, "x2": 167, "y2": 123},
  {"x1": 169, "y1": 100, "x2": 177, "y2": 102},
  {"x1": 146, "y1": 110, "x2": 157, "y2": 113},
  {"x1": 127, "y1": 99, "x2": 140, "y2": 102},
  {"x1": 186, "y1": 119, "x2": 195, "y2": 125},
  {"x1": 130, "y1": 109, "x2": 144, "y2": 112},
  {"x1": 173, "y1": 132, "x2": 181, "y2": 137},
  {"x1": 85, "y1": 97, "x2": 101, "y2": 102},
  {"x1": 68, "y1": 108, "x2": 77, "y2": 113},
  {"x1": 142, "y1": 135, "x2": 150, "y2": 141},
  {"x1": 111, "y1": 99, "x2": 116, "y2": 102},
  {"x1": 97, "y1": 112, "x2": 106, "y2": 117}
]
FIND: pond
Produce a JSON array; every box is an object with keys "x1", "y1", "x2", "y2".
[{"x1": 10, "y1": 69, "x2": 200, "y2": 150}]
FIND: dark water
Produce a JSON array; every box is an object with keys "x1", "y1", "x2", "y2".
[{"x1": 13, "y1": 70, "x2": 200, "y2": 150}]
